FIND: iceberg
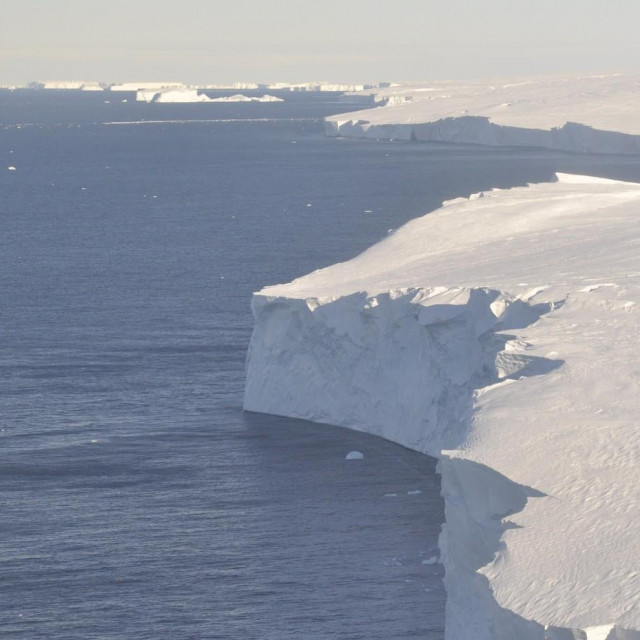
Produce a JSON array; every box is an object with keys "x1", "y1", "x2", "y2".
[
  {"x1": 204, "y1": 94, "x2": 284, "y2": 103},
  {"x1": 41, "y1": 80, "x2": 104, "y2": 91},
  {"x1": 136, "y1": 89, "x2": 284, "y2": 103},
  {"x1": 244, "y1": 174, "x2": 640, "y2": 638},
  {"x1": 136, "y1": 88, "x2": 213, "y2": 103},
  {"x1": 326, "y1": 74, "x2": 640, "y2": 154}
]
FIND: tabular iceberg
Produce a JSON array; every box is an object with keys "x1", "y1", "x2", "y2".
[
  {"x1": 136, "y1": 88, "x2": 284, "y2": 103},
  {"x1": 244, "y1": 174, "x2": 640, "y2": 639}
]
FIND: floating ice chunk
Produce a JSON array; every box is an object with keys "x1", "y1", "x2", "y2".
[
  {"x1": 422, "y1": 556, "x2": 439, "y2": 565},
  {"x1": 345, "y1": 450, "x2": 364, "y2": 460},
  {"x1": 7, "y1": 166, "x2": 16, "y2": 171},
  {"x1": 584, "y1": 625, "x2": 615, "y2": 640},
  {"x1": 383, "y1": 492, "x2": 397, "y2": 497},
  {"x1": 407, "y1": 489, "x2": 422, "y2": 495}
]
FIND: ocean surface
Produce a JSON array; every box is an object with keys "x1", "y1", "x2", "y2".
[{"x1": 1, "y1": 89, "x2": 640, "y2": 639}]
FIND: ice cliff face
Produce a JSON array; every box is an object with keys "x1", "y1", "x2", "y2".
[
  {"x1": 136, "y1": 89, "x2": 284, "y2": 103},
  {"x1": 245, "y1": 287, "x2": 543, "y2": 453},
  {"x1": 244, "y1": 175, "x2": 640, "y2": 639},
  {"x1": 325, "y1": 116, "x2": 640, "y2": 155},
  {"x1": 325, "y1": 74, "x2": 640, "y2": 155}
]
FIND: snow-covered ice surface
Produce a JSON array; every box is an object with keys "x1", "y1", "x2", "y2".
[
  {"x1": 325, "y1": 74, "x2": 640, "y2": 154},
  {"x1": 136, "y1": 88, "x2": 214, "y2": 103},
  {"x1": 244, "y1": 173, "x2": 640, "y2": 639},
  {"x1": 136, "y1": 89, "x2": 284, "y2": 103},
  {"x1": 206, "y1": 94, "x2": 284, "y2": 103}
]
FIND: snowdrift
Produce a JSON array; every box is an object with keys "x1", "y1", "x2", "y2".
[{"x1": 244, "y1": 174, "x2": 640, "y2": 639}]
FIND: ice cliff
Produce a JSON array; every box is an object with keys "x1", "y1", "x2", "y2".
[
  {"x1": 326, "y1": 74, "x2": 640, "y2": 155},
  {"x1": 136, "y1": 89, "x2": 283, "y2": 103},
  {"x1": 244, "y1": 174, "x2": 640, "y2": 639}
]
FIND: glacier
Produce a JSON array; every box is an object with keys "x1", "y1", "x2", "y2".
[
  {"x1": 244, "y1": 173, "x2": 640, "y2": 639},
  {"x1": 325, "y1": 74, "x2": 640, "y2": 155}
]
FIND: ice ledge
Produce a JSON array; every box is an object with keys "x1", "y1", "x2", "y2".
[
  {"x1": 243, "y1": 177, "x2": 640, "y2": 638},
  {"x1": 324, "y1": 74, "x2": 640, "y2": 154},
  {"x1": 324, "y1": 116, "x2": 640, "y2": 155}
]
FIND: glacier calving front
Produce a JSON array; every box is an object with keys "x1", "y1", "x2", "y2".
[
  {"x1": 244, "y1": 174, "x2": 640, "y2": 639},
  {"x1": 325, "y1": 74, "x2": 640, "y2": 155}
]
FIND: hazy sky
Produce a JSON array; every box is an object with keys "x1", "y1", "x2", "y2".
[{"x1": 1, "y1": 0, "x2": 639, "y2": 84}]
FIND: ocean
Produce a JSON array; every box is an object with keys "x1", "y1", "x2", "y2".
[{"x1": 1, "y1": 89, "x2": 639, "y2": 639}]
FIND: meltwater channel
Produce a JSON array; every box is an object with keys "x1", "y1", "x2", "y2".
[{"x1": 2, "y1": 90, "x2": 640, "y2": 639}]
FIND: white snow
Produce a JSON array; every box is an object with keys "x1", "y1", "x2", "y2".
[
  {"x1": 206, "y1": 94, "x2": 284, "y2": 103},
  {"x1": 136, "y1": 89, "x2": 284, "y2": 103},
  {"x1": 345, "y1": 450, "x2": 364, "y2": 460},
  {"x1": 326, "y1": 73, "x2": 640, "y2": 154},
  {"x1": 41, "y1": 80, "x2": 103, "y2": 91},
  {"x1": 244, "y1": 173, "x2": 640, "y2": 639},
  {"x1": 199, "y1": 81, "x2": 378, "y2": 92},
  {"x1": 264, "y1": 82, "x2": 369, "y2": 92},
  {"x1": 136, "y1": 88, "x2": 211, "y2": 103}
]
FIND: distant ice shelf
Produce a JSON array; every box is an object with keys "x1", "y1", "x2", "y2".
[
  {"x1": 39, "y1": 80, "x2": 104, "y2": 91},
  {"x1": 325, "y1": 73, "x2": 640, "y2": 154},
  {"x1": 244, "y1": 173, "x2": 640, "y2": 639},
  {"x1": 204, "y1": 94, "x2": 284, "y2": 103}
]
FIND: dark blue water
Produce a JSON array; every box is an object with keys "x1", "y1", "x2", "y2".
[{"x1": 2, "y1": 91, "x2": 640, "y2": 639}]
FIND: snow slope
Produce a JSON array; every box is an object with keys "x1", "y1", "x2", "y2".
[
  {"x1": 244, "y1": 174, "x2": 640, "y2": 639},
  {"x1": 325, "y1": 74, "x2": 640, "y2": 154}
]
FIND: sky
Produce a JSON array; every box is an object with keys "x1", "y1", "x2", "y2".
[{"x1": 1, "y1": 0, "x2": 639, "y2": 85}]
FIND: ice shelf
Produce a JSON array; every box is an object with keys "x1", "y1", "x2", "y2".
[
  {"x1": 244, "y1": 174, "x2": 640, "y2": 639},
  {"x1": 325, "y1": 74, "x2": 640, "y2": 155}
]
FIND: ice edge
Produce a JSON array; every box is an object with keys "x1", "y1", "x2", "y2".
[{"x1": 243, "y1": 175, "x2": 640, "y2": 639}]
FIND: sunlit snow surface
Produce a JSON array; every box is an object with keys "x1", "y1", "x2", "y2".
[
  {"x1": 245, "y1": 174, "x2": 640, "y2": 638},
  {"x1": 326, "y1": 74, "x2": 640, "y2": 154},
  {"x1": 136, "y1": 89, "x2": 284, "y2": 103}
]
